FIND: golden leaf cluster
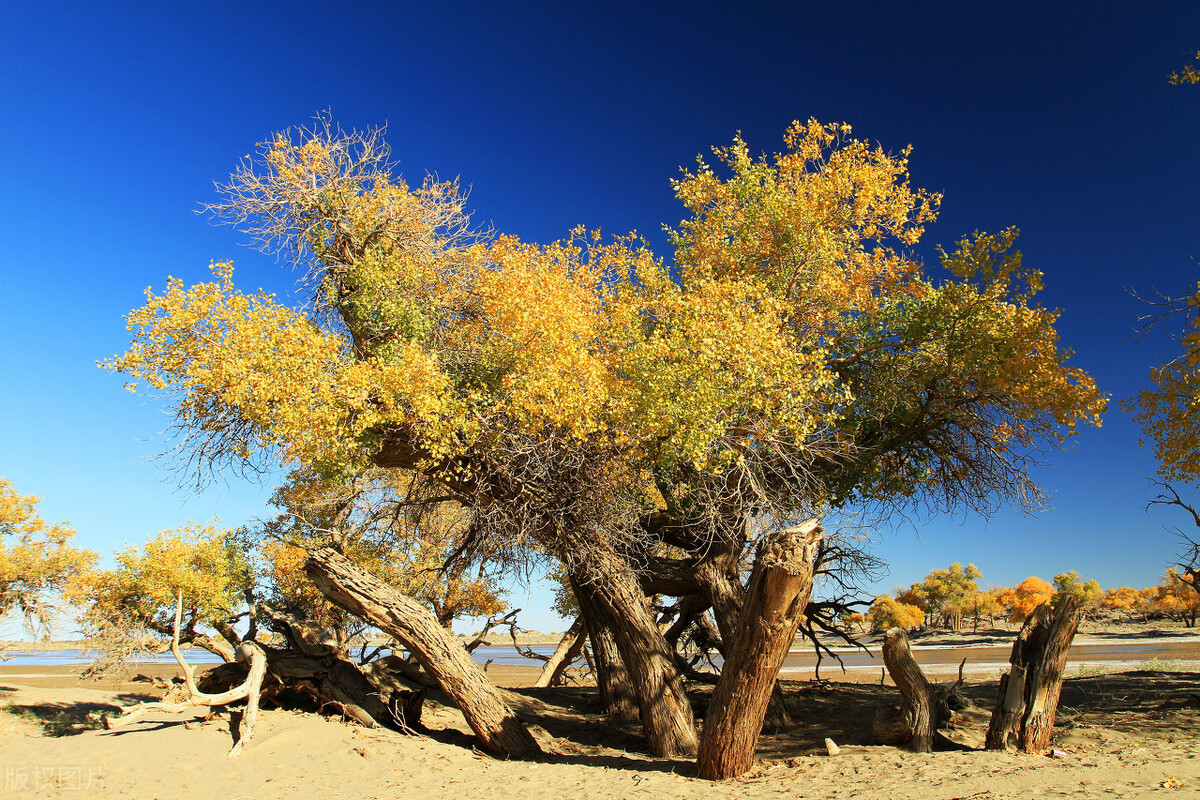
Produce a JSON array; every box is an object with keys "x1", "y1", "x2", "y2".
[
  {"x1": 105, "y1": 119, "x2": 1105, "y2": 519},
  {"x1": 0, "y1": 478, "x2": 98, "y2": 632},
  {"x1": 69, "y1": 521, "x2": 247, "y2": 630}
]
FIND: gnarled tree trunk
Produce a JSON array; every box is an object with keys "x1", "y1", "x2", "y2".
[
  {"x1": 304, "y1": 545, "x2": 540, "y2": 757},
  {"x1": 571, "y1": 574, "x2": 639, "y2": 720},
  {"x1": 881, "y1": 627, "x2": 942, "y2": 752},
  {"x1": 986, "y1": 596, "x2": 1082, "y2": 753},
  {"x1": 697, "y1": 521, "x2": 823, "y2": 779},
  {"x1": 564, "y1": 537, "x2": 699, "y2": 757},
  {"x1": 696, "y1": 548, "x2": 794, "y2": 734}
]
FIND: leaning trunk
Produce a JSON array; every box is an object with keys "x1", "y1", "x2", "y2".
[
  {"x1": 986, "y1": 596, "x2": 1082, "y2": 753},
  {"x1": 697, "y1": 521, "x2": 823, "y2": 780},
  {"x1": 535, "y1": 616, "x2": 587, "y2": 688},
  {"x1": 881, "y1": 627, "x2": 941, "y2": 752},
  {"x1": 304, "y1": 546, "x2": 540, "y2": 757},
  {"x1": 563, "y1": 536, "x2": 699, "y2": 758},
  {"x1": 696, "y1": 546, "x2": 793, "y2": 733},
  {"x1": 571, "y1": 574, "x2": 639, "y2": 720}
]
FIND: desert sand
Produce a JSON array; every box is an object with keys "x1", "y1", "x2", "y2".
[{"x1": 2, "y1": 635, "x2": 1198, "y2": 799}]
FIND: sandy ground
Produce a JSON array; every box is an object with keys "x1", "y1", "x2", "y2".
[{"x1": 1, "y1": 639, "x2": 1198, "y2": 799}]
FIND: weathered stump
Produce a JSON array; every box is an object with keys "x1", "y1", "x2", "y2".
[
  {"x1": 881, "y1": 627, "x2": 942, "y2": 752},
  {"x1": 986, "y1": 596, "x2": 1082, "y2": 753},
  {"x1": 696, "y1": 520, "x2": 823, "y2": 780}
]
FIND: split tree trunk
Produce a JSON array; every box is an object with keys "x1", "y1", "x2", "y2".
[
  {"x1": 304, "y1": 545, "x2": 540, "y2": 757},
  {"x1": 986, "y1": 596, "x2": 1082, "y2": 753},
  {"x1": 535, "y1": 616, "x2": 587, "y2": 688},
  {"x1": 696, "y1": 521, "x2": 823, "y2": 780},
  {"x1": 696, "y1": 546, "x2": 794, "y2": 733},
  {"x1": 881, "y1": 627, "x2": 942, "y2": 752}
]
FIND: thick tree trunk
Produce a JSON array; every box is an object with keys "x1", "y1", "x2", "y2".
[
  {"x1": 571, "y1": 574, "x2": 639, "y2": 720},
  {"x1": 535, "y1": 616, "x2": 587, "y2": 688},
  {"x1": 986, "y1": 596, "x2": 1082, "y2": 753},
  {"x1": 881, "y1": 627, "x2": 942, "y2": 752},
  {"x1": 696, "y1": 521, "x2": 823, "y2": 780},
  {"x1": 304, "y1": 546, "x2": 540, "y2": 757},
  {"x1": 695, "y1": 547, "x2": 794, "y2": 733},
  {"x1": 565, "y1": 539, "x2": 699, "y2": 758}
]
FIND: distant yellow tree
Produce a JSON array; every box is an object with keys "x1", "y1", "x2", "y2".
[
  {"x1": 0, "y1": 477, "x2": 97, "y2": 638},
  {"x1": 996, "y1": 576, "x2": 1054, "y2": 623},
  {"x1": 1100, "y1": 586, "x2": 1140, "y2": 619},
  {"x1": 910, "y1": 563, "x2": 982, "y2": 630},
  {"x1": 1052, "y1": 571, "x2": 1101, "y2": 616},
  {"x1": 964, "y1": 589, "x2": 1004, "y2": 632},
  {"x1": 867, "y1": 595, "x2": 925, "y2": 632},
  {"x1": 1145, "y1": 568, "x2": 1200, "y2": 627}
]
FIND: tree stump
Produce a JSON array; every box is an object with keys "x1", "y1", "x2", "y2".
[
  {"x1": 986, "y1": 596, "x2": 1082, "y2": 753},
  {"x1": 696, "y1": 520, "x2": 823, "y2": 780},
  {"x1": 881, "y1": 627, "x2": 942, "y2": 752}
]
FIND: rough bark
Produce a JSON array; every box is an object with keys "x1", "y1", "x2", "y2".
[
  {"x1": 566, "y1": 539, "x2": 699, "y2": 757},
  {"x1": 696, "y1": 521, "x2": 823, "y2": 780},
  {"x1": 986, "y1": 596, "x2": 1082, "y2": 753},
  {"x1": 535, "y1": 616, "x2": 587, "y2": 688},
  {"x1": 881, "y1": 627, "x2": 942, "y2": 752},
  {"x1": 695, "y1": 547, "x2": 794, "y2": 733},
  {"x1": 304, "y1": 545, "x2": 540, "y2": 757},
  {"x1": 571, "y1": 573, "x2": 640, "y2": 722}
]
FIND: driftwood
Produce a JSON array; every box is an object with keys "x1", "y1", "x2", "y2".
[
  {"x1": 986, "y1": 596, "x2": 1083, "y2": 753},
  {"x1": 696, "y1": 521, "x2": 823, "y2": 780},
  {"x1": 105, "y1": 593, "x2": 267, "y2": 758}
]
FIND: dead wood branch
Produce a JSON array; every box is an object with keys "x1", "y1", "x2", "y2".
[{"x1": 105, "y1": 592, "x2": 266, "y2": 757}]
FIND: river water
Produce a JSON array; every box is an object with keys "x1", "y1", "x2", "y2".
[{"x1": 4, "y1": 638, "x2": 1198, "y2": 675}]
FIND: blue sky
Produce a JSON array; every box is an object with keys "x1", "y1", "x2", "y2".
[{"x1": 2, "y1": 2, "x2": 1199, "y2": 633}]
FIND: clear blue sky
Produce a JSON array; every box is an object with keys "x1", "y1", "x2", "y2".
[{"x1": 3, "y1": 2, "x2": 1199, "y2": 633}]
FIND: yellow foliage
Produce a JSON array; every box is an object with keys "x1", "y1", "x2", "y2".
[
  {"x1": 1123, "y1": 285, "x2": 1200, "y2": 485},
  {"x1": 1144, "y1": 568, "x2": 1200, "y2": 624},
  {"x1": 1100, "y1": 586, "x2": 1140, "y2": 612},
  {"x1": 996, "y1": 576, "x2": 1054, "y2": 623},
  {"x1": 70, "y1": 521, "x2": 246, "y2": 631},
  {"x1": 104, "y1": 119, "x2": 1105, "y2": 531},
  {"x1": 867, "y1": 594, "x2": 925, "y2": 632},
  {"x1": 1169, "y1": 51, "x2": 1200, "y2": 85},
  {"x1": 0, "y1": 478, "x2": 98, "y2": 632}
]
